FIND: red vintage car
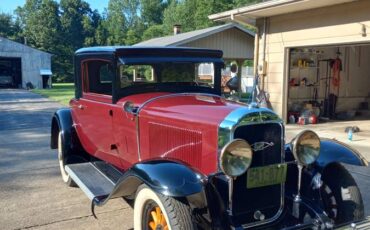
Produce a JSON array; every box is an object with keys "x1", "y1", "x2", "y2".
[{"x1": 51, "y1": 47, "x2": 368, "y2": 229}]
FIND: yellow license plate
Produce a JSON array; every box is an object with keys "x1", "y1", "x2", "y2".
[{"x1": 247, "y1": 163, "x2": 287, "y2": 189}]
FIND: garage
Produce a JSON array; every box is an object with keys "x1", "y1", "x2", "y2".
[
  {"x1": 0, "y1": 36, "x2": 52, "y2": 89},
  {"x1": 287, "y1": 44, "x2": 370, "y2": 123},
  {"x1": 0, "y1": 57, "x2": 21, "y2": 88},
  {"x1": 210, "y1": 0, "x2": 370, "y2": 121}
]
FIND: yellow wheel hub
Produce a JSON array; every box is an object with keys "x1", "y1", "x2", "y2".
[{"x1": 148, "y1": 206, "x2": 168, "y2": 230}]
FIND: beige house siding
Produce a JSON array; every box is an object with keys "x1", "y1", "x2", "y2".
[
  {"x1": 256, "y1": 0, "x2": 370, "y2": 119},
  {"x1": 185, "y1": 28, "x2": 255, "y2": 60}
]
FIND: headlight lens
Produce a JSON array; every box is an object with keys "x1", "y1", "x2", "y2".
[
  {"x1": 292, "y1": 130, "x2": 321, "y2": 165},
  {"x1": 220, "y1": 139, "x2": 253, "y2": 177}
]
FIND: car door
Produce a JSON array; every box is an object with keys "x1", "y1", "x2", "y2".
[{"x1": 72, "y1": 58, "x2": 122, "y2": 168}]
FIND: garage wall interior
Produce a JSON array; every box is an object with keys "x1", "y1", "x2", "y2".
[
  {"x1": 256, "y1": 0, "x2": 370, "y2": 120},
  {"x1": 288, "y1": 45, "x2": 370, "y2": 120}
]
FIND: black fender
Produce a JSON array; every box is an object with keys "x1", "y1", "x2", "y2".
[
  {"x1": 285, "y1": 138, "x2": 368, "y2": 201},
  {"x1": 285, "y1": 138, "x2": 368, "y2": 171},
  {"x1": 94, "y1": 160, "x2": 205, "y2": 206},
  {"x1": 315, "y1": 138, "x2": 368, "y2": 171},
  {"x1": 129, "y1": 160, "x2": 205, "y2": 196},
  {"x1": 50, "y1": 108, "x2": 73, "y2": 153}
]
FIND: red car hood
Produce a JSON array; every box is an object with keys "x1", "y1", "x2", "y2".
[
  {"x1": 135, "y1": 93, "x2": 240, "y2": 126},
  {"x1": 117, "y1": 93, "x2": 243, "y2": 174}
]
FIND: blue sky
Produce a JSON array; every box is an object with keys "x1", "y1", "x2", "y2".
[{"x1": 0, "y1": 0, "x2": 110, "y2": 14}]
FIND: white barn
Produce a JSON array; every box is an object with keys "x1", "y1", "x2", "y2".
[{"x1": 0, "y1": 36, "x2": 52, "y2": 89}]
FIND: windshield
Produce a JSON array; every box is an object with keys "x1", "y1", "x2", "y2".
[{"x1": 119, "y1": 62, "x2": 215, "y2": 89}]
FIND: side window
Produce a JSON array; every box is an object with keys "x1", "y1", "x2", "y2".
[
  {"x1": 82, "y1": 60, "x2": 113, "y2": 95},
  {"x1": 119, "y1": 65, "x2": 156, "y2": 88},
  {"x1": 195, "y1": 63, "x2": 214, "y2": 86},
  {"x1": 99, "y1": 64, "x2": 113, "y2": 83}
]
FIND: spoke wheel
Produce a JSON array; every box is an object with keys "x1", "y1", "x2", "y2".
[
  {"x1": 145, "y1": 202, "x2": 169, "y2": 230},
  {"x1": 321, "y1": 183, "x2": 338, "y2": 219},
  {"x1": 321, "y1": 164, "x2": 364, "y2": 224},
  {"x1": 134, "y1": 185, "x2": 196, "y2": 230}
]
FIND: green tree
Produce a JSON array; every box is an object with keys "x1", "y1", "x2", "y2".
[
  {"x1": 142, "y1": 24, "x2": 165, "y2": 41},
  {"x1": 126, "y1": 18, "x2": 145, "y2": 45},
  {"x1": 163, "y1": 0, "x2": 197, "y2": 34},
  {"x1": 59, "y1": 0, "x2": 94, "y2": 81},
  {"x1": 0, "y1": 13, "x2": 22, "y2": 41},
  {"x1": 82, "y1": 10, "x2": 101, "y2": 46},
  {"x1": 15, "y1": 0, "x2": 69, "y2": 81},
  {"x1": 60, "y1": 0, "x2": 91, "y2": 51},
  {"x1": 122, "y1": 0, "x2": 140, "y2": 28},
  {"x1": 16, "y1": 0, "x2": 61, "y2": 52},
  {"x1": 106, "y1": 0, "x2": 126, "y2": 45},
  {"x1": 162, "y1": 0, "x2": 234, "y2": 34},
  {"x1": 140, "y1": 0, "x2": 167, "y2": 26},
  {"x1": 15, "y1": 0, "x2": 42, "y2": 46},
  {"x1": 194, "y1": 0, "x2": 234, "y2": 29},
  {"x1": 95, "y1": 12, "x2": 109, "y2": 45},
  {"x1": 11, "y1": 0, "x2": 253, "y2": 82}
]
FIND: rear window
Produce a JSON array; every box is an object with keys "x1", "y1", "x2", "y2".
[{"x1": 118, "y1": 62, "x2": 215, "y2": 89}]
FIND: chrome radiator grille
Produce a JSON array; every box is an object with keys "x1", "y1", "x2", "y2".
[{"x1": 231, "y1": 123, "x2": 283, "y2": 225}]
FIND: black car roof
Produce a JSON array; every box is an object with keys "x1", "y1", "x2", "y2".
[{"x1": 75, "y1": 46, "x2": 223, "y2": 59}]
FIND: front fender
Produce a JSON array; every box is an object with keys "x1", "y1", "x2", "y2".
[
  {"x1": 130, "y1": 160, "x2": 204, "y2": 197},
  {"x1": 285, "y1": 138, "x2": 368, "y2": 171},
  {"x1": 95, "y1": 160, "x2": 205, "y2": 207},
  {"x1": 315, "y1": 138, "x2": 368, "y2": 170}
]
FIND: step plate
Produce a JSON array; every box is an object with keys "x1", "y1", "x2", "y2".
[{"x1": 65, "y1": 162, "x2": 115, "y2": 201}]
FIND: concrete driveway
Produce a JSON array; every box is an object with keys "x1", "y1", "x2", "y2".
[
  {"x1": 0, "y1": 89, "x2": 133, "y2": 230},
  {"x1": 1, "y1": 89, "x2": 370, "y2": 229}
]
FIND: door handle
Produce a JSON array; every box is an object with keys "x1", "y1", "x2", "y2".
[{"x1": 78, "y1": 104, "x2": 84, "y2": 110}]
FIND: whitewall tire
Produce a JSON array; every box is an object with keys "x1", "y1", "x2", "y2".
[
  {"x1": 57, "y1": 131, "x2": 75, "y2": 187},
  {"x1": 134, "y1": 185, "x2": 195, "y2": 230}
]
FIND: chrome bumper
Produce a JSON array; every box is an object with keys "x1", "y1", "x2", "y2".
[{"x1": 337, "y1": 218, "x2": 370, "y2": 230}]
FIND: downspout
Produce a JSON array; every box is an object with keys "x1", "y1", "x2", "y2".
[
  {"x1": 230, "y1": 13, "x2": 260, "y2": 76},
  {"x1": 253, "y1": 27, "x2": 260, "y2": 77},
  {"x1": 230, "y1": 14, "x2": 261, "y2": 104},
  {"x1": 261, "y1": 17, "x2": 268, "y2": 90},
  {"x1": 231, "y1": 16, "x2": 266, "y2": 106}
]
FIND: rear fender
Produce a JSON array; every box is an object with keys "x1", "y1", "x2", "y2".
[{"x1": 50, "y1": 108, "x2": 73, "y2": 153}]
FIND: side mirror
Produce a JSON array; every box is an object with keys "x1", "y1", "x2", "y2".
[{"x1": 123, "y1": 101, "x2": 138, "y2": 115}]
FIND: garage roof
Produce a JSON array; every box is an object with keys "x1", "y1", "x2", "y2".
[
  {"x1": 0, "y1": 36, "x2": 51, "y2": 56},
  {"x1": 135, "y1": 23, "x2": 254, "y2": 47},
  {"x1": 209, "y1": 0, "x2": 356, "y2": 25}
]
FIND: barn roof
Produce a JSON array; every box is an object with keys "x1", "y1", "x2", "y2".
[
  {"x1": 0, "y1": 36, "x2": 51, "y2": 56},
  {"x1": 135, "y1": 23, "x2": 254, "y2": 47}
]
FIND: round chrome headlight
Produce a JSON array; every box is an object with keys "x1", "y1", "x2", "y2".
[
  {"x1": 292, "y1": 130, "x2": 321, "y2": 166},
  {"x1": 220, "y1": 139, "x2": 253, "y2": 177}
]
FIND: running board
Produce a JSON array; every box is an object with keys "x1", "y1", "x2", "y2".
[{"x1": 65, "y1": 161, "x2": 123, "y2": 202}]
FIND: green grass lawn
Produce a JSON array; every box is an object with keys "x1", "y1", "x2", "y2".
[{"x1": 32, "y1": 83, "x2": 74, "y2": 106}]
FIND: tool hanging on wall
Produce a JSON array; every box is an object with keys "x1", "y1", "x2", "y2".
[
  {"x1": 331, "y1": 48, "x2": 342, "y2": 91},
  {"x1": 319, "y1": 59, "x2": 333, "y2": 118}
]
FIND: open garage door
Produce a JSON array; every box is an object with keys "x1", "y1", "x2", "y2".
[
  {"x1": 0, "y1": 57, "x2": 21, "y2": 88},
  {"x1": 287, "y1": 44, "x2": 370, "y2": 123}
]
